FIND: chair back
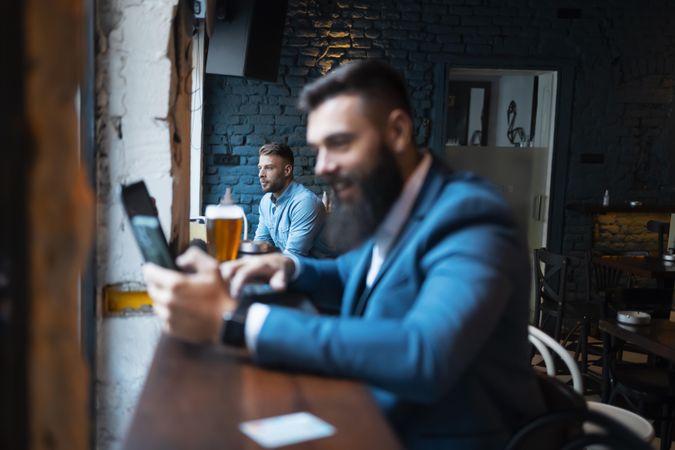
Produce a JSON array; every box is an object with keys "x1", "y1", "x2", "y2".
[
  {"x1": 524, "y1": 330, "x2": 653, "y2": 450},
  {"x1": 507, "y1": 373, "x2": 586, "y2": 450},
  {"x1": 646, "y1": 220, "x2": 670, "y2": 256},
  {"x1": 533, "y1": 248, "x2": 570, "y2": 340},
  {"x1": 588, "y1": 255, "x2": 626, "y2": 293},
  {"x1": 587, "y1": 401, "x2": 654, "y2": 444},
  {"x1": 585, "y1": 251, "x2": 627, "y2": 318},
  {"x1": 507, "y1": 407, "x2": 654, "y2": 450},
  {"x1": 587, "y1": 251, "x2": 670, "y2": 318},
  {"x1": 529, "y1": 325, "x2": 583, "y2": 394}
]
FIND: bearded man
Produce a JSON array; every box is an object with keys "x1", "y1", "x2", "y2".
[{"x1": 144, "y1": 60, "x2": 544, "y2": 450}]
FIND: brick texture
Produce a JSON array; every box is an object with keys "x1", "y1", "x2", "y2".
[
  {"x1": 203, "y1": 0, "x2": 675, "y2": 248},
  {"x1": 593, "y1": 212, "x2": 671, "y2": 255}
]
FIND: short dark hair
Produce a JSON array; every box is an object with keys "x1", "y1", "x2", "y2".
[
  {"x1": 259, "y1": 142, "x2": 294, "y2": 166},
  {"x1": 297, "y1": 60, "x2": 413, "y2": 120}
]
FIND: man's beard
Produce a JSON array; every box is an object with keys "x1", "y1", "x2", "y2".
[
  {"x1": 261, "y1": 176, "x2": 286, "y2": 194},
  {"x1": 323, "y1": 144, "x2": 404, "y2": 253}
]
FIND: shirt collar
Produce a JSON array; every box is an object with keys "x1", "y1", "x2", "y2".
[
  {"x1": 271, "y1": 181, "x2": 295, "y2": 206},
  {"x1": 373, "y1": 151, "x2": 432, "y2": 253}
]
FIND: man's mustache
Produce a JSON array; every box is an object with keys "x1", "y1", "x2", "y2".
[{"x1": 322, "y1": 174, "x2": 357, "y2": 191}]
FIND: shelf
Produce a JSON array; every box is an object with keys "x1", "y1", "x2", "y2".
[
  {"x1": 566, "y1": 203, "x2": 675, "y2": 214},
  {"x1": 445, "y1": 145, "x2": 547, "y2": 151}
]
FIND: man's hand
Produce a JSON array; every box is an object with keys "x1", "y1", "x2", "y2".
[
  {"x1": 221, "y1": 253, "x2": 296, "y2": 298},
  {"x1": 143, "y1": 247, "x2": 235, "y2": 344}
]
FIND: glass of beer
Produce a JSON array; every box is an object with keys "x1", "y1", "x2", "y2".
[{"x1": 205, "y1": 204, "x2": 248, "y2": 262}]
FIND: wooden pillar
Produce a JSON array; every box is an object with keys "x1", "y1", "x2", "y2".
[{"x1": 24, "y1": 0, "x2": 91, "y2": 449}]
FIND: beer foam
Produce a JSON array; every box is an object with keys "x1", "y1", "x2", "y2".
[{"x1": 205, "y1": 204, "x2": 245, "y2": 220}]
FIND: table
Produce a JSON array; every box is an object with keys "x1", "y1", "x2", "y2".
[
  {"x1": 592, "y1": 256, "x2": 675, "y2": 290},
  {"x1": 599, "y1": 319, "x2": 675, "y2": 362},
  {"x1": 123, "y1": 335, "x2": 403, "y2": 450},
  {"x1": 598, "y1": 319, "x2": 675, "y2": 402}
]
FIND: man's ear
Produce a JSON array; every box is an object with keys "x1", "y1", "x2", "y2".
[
  {"x1": 284, "y1": 164, "x2": 293, "y2": 177},
  {"x1": 385, "y1": 109, "x2": 413, "y2": 154}
]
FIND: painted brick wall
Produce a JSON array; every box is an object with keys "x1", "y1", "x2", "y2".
[
  {"x1": 203, "y1": 0, "x2": 675, "y2": 247},
  {"x1": 594, "y1": 212, "x2": 671, "y2": 255}
]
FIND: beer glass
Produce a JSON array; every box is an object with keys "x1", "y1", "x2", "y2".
[{"x1": 205, "y1": 204, "x2": 248, "y2": 262}]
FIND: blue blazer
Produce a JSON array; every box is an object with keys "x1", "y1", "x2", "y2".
[{"x1": 253, "y1": 157, "x2": 545, "y2": 449}]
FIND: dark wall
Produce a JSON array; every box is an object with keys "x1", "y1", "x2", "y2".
[
  {"x1": 203, "y1": 0, "x2": 675, "y2": 248},
  {"x1": 0, "y1": 0, "x2": 28, "y2": 447}
]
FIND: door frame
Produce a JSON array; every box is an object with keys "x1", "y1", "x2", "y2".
[
  {"x1": 431, "y1": 56, "x2": 576, "y2": 254},
  {"x1": 79, "y1": 0, "x2": 97, "y2": 447}
]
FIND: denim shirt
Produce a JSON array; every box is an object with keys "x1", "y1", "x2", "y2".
[{"x1": 254, "y1": 181, "x2": 332, "y2": 257}]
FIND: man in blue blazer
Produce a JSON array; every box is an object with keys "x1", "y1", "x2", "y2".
[{"x1": 144, "y1": 60, "x2": 545, "y2": 449}]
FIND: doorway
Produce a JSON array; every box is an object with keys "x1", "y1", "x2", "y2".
[{"x1": 441, "y1": 68, "x2": 558, "y2": 253}]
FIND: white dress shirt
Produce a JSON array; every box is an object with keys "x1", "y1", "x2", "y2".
[
  {"x1": 242, "y1": 152, "x2": 433, "y2": 355},
  {"x1": 366, "y1": 152, "x2": 432, "y2": 286}
]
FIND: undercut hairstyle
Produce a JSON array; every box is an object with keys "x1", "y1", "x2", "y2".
[
  {"x1": 297, "y1": 60, "x2": 413, "y2": 121},
  {"x1": 259, "y1": 142, "x2": 294, "y2": 167}
]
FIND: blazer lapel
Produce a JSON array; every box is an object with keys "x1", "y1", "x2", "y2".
[
  {"x1": 367, "y1": 158, "x2": 448, "y2": 292},
  {"x1": 341, "y1": 241, "x2": 374, "y2": 316}
]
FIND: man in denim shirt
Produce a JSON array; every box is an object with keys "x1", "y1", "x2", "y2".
[{"x1": 254, "y1": 143, "x2": 332, "y2": 258}]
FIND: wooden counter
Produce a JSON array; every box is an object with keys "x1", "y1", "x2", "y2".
[{"x1": 123, "y1": 335, "x2": 403, "y2": 450}]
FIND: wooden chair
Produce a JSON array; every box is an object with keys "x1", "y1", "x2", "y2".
[
  {"x1": 646, "y1": 220, "x2": 670, "y2": 257},
  {"x1": 533, "y1": 249, "x2": 596, "y2": 371},
  {"x1": 576, "y1": 251, "x2": 631, "y2": 374},
  {"x1": 533, "y1": 248, "x2": 570, "y2": 343},
  {"x1": 603, "y1": 333, "x2": 675, "y2": 450},
  {"x1": 581, "y1": 251, "x2": 658, "y2": 372},
  {"x1": 588, "y1": 252, "x2": 630, "y2": 315}
]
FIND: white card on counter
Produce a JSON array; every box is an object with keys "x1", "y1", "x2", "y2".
[{"x1": 239, "y1": 411, "x2": 335, "y2": 448}]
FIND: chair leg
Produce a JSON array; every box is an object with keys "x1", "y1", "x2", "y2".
[
  {"x1": 573, "y1": 337, "x2": 581, "y2": 366},
  {"x1": 659, "y1": 418, "x2": 672, "y2": 450},
  {"x1": 570, "y1": 324, "x2": 587, "y2": 371},
  {"x1": 580, "y1": 320, "x2": 589, "y2": 374},
  {"x1": 660, "y1": 404, "x2": 674, "y2": 450},
  {"x1": 601, "y1": 332, "x2": 612, "y2": 403},
  {"x1": 554, "y1": 316, "x2": 562, "y2": 343}
]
